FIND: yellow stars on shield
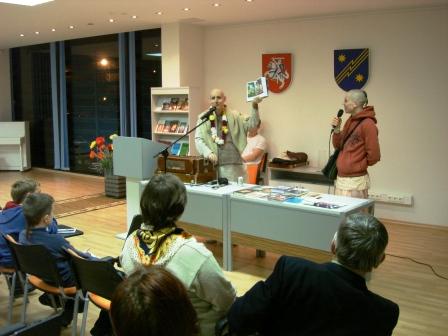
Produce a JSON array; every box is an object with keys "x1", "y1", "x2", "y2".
[
  {"x1": 338, "y1": 54, "x2": 346, "y2": 63},
  {"x1": 355, "y1": 73, "x2": 364, "y2": 82}
]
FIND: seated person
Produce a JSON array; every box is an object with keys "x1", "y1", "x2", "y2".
[
  {"x1": 1, "y1": 179, "x2": 58, "y2": 269},
  {"x1": 111, "y1": 265, "x2": 199, "y2": 336},
  {"x1": 19, "y1": 193, "x2": 94, "y2": 327},
  {"x1": 241, "y1": 120, "x2": 267, "y2": 184},
  {"x1": 120, "y1": 174, "x2": 236, "y2": 336},
  {"x1": 227, "y1": 213, "x2": 399, "y2": 336}
]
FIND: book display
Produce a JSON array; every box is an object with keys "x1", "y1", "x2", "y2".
[
  {"x1": 151, "y1": 87, "x2": 199, "y2": 155},
  {"x1": 233, "y1": 186, "x2": 347, "y2": 209}
]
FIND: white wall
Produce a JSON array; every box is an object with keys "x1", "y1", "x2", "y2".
[
  {"x1": 0, "y1": 49, "x2": 12, "y2": 121},
  {"x1": 203, "y1": 7, "x2": 448, "y2": 227}
]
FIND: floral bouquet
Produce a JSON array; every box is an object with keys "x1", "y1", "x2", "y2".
[{"x1": 89, "y1": 134, "x2": 118, "y2": 175}]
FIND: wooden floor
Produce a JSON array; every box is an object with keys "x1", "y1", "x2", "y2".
[{"x1": 1, "y1": 169, "x2": 447, "y2": 335}]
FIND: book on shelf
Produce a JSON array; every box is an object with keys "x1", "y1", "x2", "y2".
[
  {"x1": 170, "y1": 142, "x2": 181, "y2": 156},
  {"x1": 155, "y1": 119, "x2": 165, "y2": 133},
  {"x1": 179, "y1": 97, "x2": 189, "y2": 111},
  {"x1": 163, "y1": 120, "x2": 171, "y2": 133},
  {"x1": 177, "y1": 121, "x2": 188, "y2": 134},
  {"x1": 169, "y1": 120, "x2": 179, "y2": 133},
  {"x1": 170, "y1": 97, "x2": 180, "y2": 110},
  {"x1": 246, "y1": 76, "x2": 268, "y2": 102},
  {"x1": 162, "y1": 101, "x2": 171, "y2": 111},
  {"x1": 178, "y1": 142, "x2": 189, "y2": 156}
]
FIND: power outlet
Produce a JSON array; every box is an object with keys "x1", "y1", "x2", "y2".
[{"x1": 369, "y1": 191, "x2": 413, "y2": 206}]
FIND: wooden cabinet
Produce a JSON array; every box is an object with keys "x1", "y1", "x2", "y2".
[{"x1": 150, "y1": 87, "x2": 200, "y2": 156}]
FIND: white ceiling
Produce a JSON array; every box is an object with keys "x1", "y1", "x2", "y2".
[{"x1": 1, "y1": 0, "x2": 447, "y2": 49}]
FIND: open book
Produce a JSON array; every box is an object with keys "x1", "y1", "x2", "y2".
[{"x1": 246, "y1": 76, "x2": 268, "y2": 102}]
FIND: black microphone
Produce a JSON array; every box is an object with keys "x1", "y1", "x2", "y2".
[
  {"x1": 200, "y1": 106, "x2": 217, "y2": 121},
  {"x1": 332, "y1": 109, "x2": 344, "y2": 132}
]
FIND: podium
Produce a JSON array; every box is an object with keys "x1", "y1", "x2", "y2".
[{"x1": 113, "y1": 136, "x2": 165, "y2": 232}]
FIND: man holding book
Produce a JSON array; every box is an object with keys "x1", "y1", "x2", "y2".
[{"x1": 195, "y1": 88, "x2": 261, "y2": 182}]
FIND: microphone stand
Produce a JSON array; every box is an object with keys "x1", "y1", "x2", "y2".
[{"x1": 153, "y1": 117, "x2": 210, "y2": 174}]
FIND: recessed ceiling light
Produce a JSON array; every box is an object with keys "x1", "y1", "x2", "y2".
[
  {"x1": 0, "y1": 0, "x2": 54, "y2": 6},
  {"x1": 155, "y1": 11, "x2": 162, "y2": 15},
  {"x1": 132, "y1": 15, "x2": 137, "y2": 19},
  {"x1": 19, "y1": 33, "x2": 25, "y2": 37},
  {"x1": 69, "y1": 25, "x2": 74, "y2": 29},
  {"x1": 213, "y1": 3, "x2": 220, "y2": 7},
  {"x1": 35, "y1": 31, "x2": 39, "y2": 35},
  {"x1": 246, "y1": 0, "x2": 254, "y2": 2},
  {"x1": 99, "y1": 58, "x2": 109, "y2": 66},
  {"x1": 109, "y1": 18, "x2": 114, "y2": 23},
  {"x1": 51, "y1": 28, "x2": 56, "y2": 32},
  {"x1": 183, "y1": 7, "x2": 190, "y2": 11}
]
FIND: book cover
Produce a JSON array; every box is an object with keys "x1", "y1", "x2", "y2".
[
  {"x1": 179, "y1": 97, "x2": 189, "y2": 110},
  {"x1": 178, "y1": 142, "x2": 189, "y2": 156},
  {"x1": 162, "y1": 101, "x2": 170, "y2": 111},
  {"x1": 169, "y1": 120, "x2": 179, "y2": 133},
  {"x1": 246, "y1": 76, "x2": 268, "y2": 102},
  {"x1": 170, "y1": 143, "x2": 181, "y2": 156},
  {"x1": 163, "y1": 120, "x2": 171, "y2": 133},
  {"x1": 156, "y1": 119, "x2": 165, "y2": 133},
  {"x1": 177, "y1": 121, "x2": 187, "y2": 134},
  {"x1": 170, "y1": 97, "x2": 180, "y2": 110}
]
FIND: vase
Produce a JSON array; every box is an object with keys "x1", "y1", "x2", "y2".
[{"x1": 104, "y1": 174, "x2": 126, "y2": 198}]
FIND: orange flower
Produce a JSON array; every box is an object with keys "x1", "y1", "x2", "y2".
[
  {"x1": 107, "y1": 144, "x2": 113, "y2": 151},
  {"x1": 89, "y1": 150, "x2": 96, "y2": 159},
  {"x1": 96, "y1": 136, "x2": 105, "y2": 146},
  {"x1": 97, "y1": 152, "x2": 104, "y2": 160}
]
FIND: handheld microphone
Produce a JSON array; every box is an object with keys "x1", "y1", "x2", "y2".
[
  {"x1": 200, "y1": 106, "x2": 217, "y2": 121},
  {"x1": 332, "y1": 109, "x2": 344, "y2": 132}
]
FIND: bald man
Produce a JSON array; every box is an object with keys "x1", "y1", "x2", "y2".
[
  {"x1": 195, "y1": 89, "x2": 261, "y2": 182},
  {"x1": 331, "y1": 90, "x2": 380, "y2": 198}
]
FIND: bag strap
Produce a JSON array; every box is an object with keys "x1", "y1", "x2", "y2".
[{"x1": 339, "y1": 118, "x2": 366, "y2": 151}]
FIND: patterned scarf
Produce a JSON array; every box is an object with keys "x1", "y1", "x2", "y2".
[{"x1": 134, "y1": 226, "x2": 192, "y2": 265}]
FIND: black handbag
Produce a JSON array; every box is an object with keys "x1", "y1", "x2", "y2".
[{"x1": 322, "y1": 119, "x2": 365, "y2": 180}]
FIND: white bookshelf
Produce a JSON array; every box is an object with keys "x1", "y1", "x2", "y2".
[{"x1": 150, "y1": 87, "x2": 200, "y2": 156}]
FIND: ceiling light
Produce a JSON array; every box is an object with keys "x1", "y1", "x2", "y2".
[
  {"x1": 0, "y1": 0, "x2": 54, "y2": 6},
  {"x1": 69, "y1": 25, "x2": 74, "y2": 29},
  {"x1": 132, "y1": 15, "x2": 137, "y2": 19},
  {"x1": 35, "y1": 31, "x2": 39, "y2": 35},
  {"x1": 51, "y1": 28, "x2": 56, "y2": 32},
  {"x1": 246, "y1": 0, "x2": 254, "y2": 2},
  {"x1": 19, "y1": 33, "x2": 24, "y2": 37},
  {"x1": 183, "y1": 7, "x2": 190, "y2": 11},
  {"x1": 109, "y1": 18, "x2": 114, "y2": 23},
  {"x1": 213, "y1": 3, "x2": 220, "y2": 7},
  {"x1": 155, "y1": 11, "x2": 162, "y2": 15}
]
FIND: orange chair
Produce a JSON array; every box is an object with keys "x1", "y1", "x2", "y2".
[{"x1": 247, "y1": 152, "x2": 268, "y2": 185}]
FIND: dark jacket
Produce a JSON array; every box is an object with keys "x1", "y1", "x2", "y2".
[
  {"x1": 0, "y1": 206, "x2": 58, "y2": 267},
  {"x1": 228, "y1": 256, "x2": 399, "y2": 336}
]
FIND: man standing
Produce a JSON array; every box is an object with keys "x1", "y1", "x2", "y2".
[
  {"x1": 195, "y1": 88, "x2": 261, "y2": 182},
  {"x1": 331, "y1": 89, "x2": 380, "y2": 198},
  {"x1": 227, "y1": 213, "x2": 399, "y2": 336}
]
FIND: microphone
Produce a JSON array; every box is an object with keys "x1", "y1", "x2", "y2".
[
  {"x1": 200, "y1": 106, "x2": 217, "y2": 121},
  {"x1": 332, "y1": 109, "x2": 344, "y2": 132}
]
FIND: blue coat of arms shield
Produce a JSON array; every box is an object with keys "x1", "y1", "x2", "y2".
[{"x1": 334, "y1": 48, "x2": 369, "y2": 91}]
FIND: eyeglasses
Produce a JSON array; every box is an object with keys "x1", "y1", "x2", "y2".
[{"x1": 210, "y1": 96, "x2": 222, "y2": 99}]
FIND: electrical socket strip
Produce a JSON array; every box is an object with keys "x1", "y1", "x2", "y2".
[{"x1": 368, "y1": 191, "x2": 413, "y2": 206}]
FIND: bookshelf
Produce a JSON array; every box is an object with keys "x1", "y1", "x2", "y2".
[{"x1": 151, "y1": 87, "x2": 200, "y2": 156}]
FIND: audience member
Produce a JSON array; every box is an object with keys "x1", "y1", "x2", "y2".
[
  {"x1": 241, "y1": 120, "x2": 267, "y2": 184},
  {"x1": 111, "y1": 265, "x2": 199, "y2": 336},
  {"x1": 120, "y1": 173, "x2": 236, "y2": 335},
  {"x1": 227, "y1": 213, "x2": 399, "y2": 336},
  {"x1": 18, "y1": 193, "x2": 94, "y2": 327}
]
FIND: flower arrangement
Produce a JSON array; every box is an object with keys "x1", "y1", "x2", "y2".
[
  {"x1": 89, "y1": 134, "x2": 118, "y2": 175},
  {"x1": 209, "y1": 109, "x2": 228, "y2": 145}
]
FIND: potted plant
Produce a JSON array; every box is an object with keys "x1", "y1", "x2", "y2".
[{"x1": 89, "y1": 134, "x2": 125, "y2": 198}]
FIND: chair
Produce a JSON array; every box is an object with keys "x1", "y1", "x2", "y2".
[
  {"x1": 0, "y1": 265, "x2": 17, "y2": 324},
  {"x1": 3, "y1": 235, "x2": 78, "y2": 336},
  {"x1": 0, "y1": 312, "x2": 63, "y2": 336},
  {"x1": 256, "y1": 152, "x2": 268, "y2": 185},
  {"x1": 67, "y1": 249, "x2": 124, "y2": 336}
]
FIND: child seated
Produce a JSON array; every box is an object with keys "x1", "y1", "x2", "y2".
[{"x1": 19, "y1": 193, "x2": 93, "y2": 326}]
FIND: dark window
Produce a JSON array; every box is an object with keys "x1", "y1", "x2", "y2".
[
  {"x1": 135, "y1": 29, "x2": 162, "y2": 139},
  {"x1": 11, "y1": 44, "x2": 54, "y2": 168},
  {"x1": 65, "y1": 34, "x2": 119, "y2": 174}
]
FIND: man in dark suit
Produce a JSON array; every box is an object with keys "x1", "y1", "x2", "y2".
[{"x1": 227, "y1": 213, "x2": 399, "y2": 336}]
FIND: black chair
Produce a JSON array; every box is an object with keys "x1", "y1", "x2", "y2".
[
  {"x1": 4, "y1": 235, "x2": 78, "y2": 336},
  {"x1": 0, "y1": 265, "x2": 18, "y2": 324},
  {"x1": 67, "y1": 249, "x2": 124, "y2": 336},
  {"x1": 0, "y1": 312, "x2": 62, "y2": 336}
]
